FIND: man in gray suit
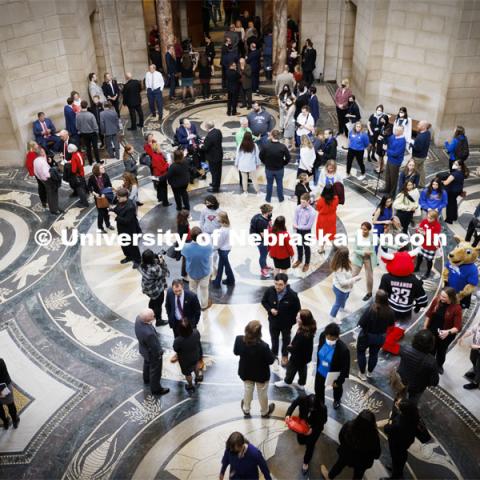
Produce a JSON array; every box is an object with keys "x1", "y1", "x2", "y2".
[
  {"x1": 100, "y1": 101, "x2": 121, "y2": 160},
  {"x1": 134, "y1": 308, "x2": 170, "y2": 396}
]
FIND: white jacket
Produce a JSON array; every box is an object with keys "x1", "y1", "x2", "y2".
[
  {"x1": 235, "y1": 144, "x2": 260, "y2": 172},
  {"x1": 333, "y1": 268, "x2": 356, "y2": 293},
  {"x1": 299, "y1": 147, "x2": 316, "y2": 172}
]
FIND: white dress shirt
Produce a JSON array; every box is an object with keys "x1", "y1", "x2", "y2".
[{"x1": 145, "y1": 71, "x2": 165, "y2": 90}]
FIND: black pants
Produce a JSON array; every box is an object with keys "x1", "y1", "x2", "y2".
[
  {"x1": 304, "y1": 69, "x2": 314, "y2": 86},
  {"x1": 269, "y1": 324, "x2": 291, "y2": 357},
  {"x1": 0, "y1": 402, "x2": 18, "y2": 424},
  {"x1": 465, "y1": 219, "x2": 480, "y2": 246},
  {"x1": 433, "y1": 333, "x2": 455, "y2": 368},
  {"x1": 296, "y1": 229, "x2": 311, "y2": 264},
  {"x1": 142, "y1": 355, "x2": 164, "y2": 392},
  {"x1": 97, "y1": 207, "x2": 111, "y2": 229},
  {"x1": 128, "y1": 105, "x2": 144, "y2": 128},
  {"x1": 285, "y1": 360, "x2": 308, "y2": 385},
  {"x1": 389, "y1": 440, "x2": 409, "y2": 479},
  {"x1": 297, "y1": 429, "x2": 322, "y2": 465},
  {"x1": 172, "y1": 186, "x2": 190, "y2": 211},
  {"x1": 445, "y1": 191, "x2": 460, "y2": 223},
  {"x1": 397, "y1": 209, "x2": 414, "y2": 234},
  {"x1": 209, "y1": 161, "x2": 222, "y2": 191},
  {"x1": 75, "y1": 176, "x2": 89, "y2": 207},
  {"x1": 240, "y1": 87, "x2": 252, "y2": 108},
  {"x1": 201, "y1": 82, "x2": 211, "y2": 99},
  {"x1": 470, "y1": 349, "x2": 480, "y2": 383},
  {"x1": 40, "y1": 178, "x2": 59, "y2": 213},
  {"x1": 149, "y1": 291, "x2": 165, "y2": 322},
  {"x1": 121, "y1": 242, "x2": 141, "y2": 263},
  {"x1": 415, "y1": 255, "x2": 433, "y2": 276},
  {"x1": 156, "y1": 175, "x2": 169, "y2": 205},
  {"x1": 346, "y1": 148, "x2": 365, "y2": 175},
  {"x1": 227, "y1": 89, "x2": 238, "y2": 114},
  {"x1": 336, "y1": 107, "x2": 348, "y2": 136},
  {"x1": 36, "y1": 176, "x2": 47, "y2": 206},
  {"x1": 251, "y1": 70, "x2": 260, "y2": 92},
  {"x1": 80, "y1": 132, "x2": 100, "y2": 164},
  {"x1": 329, "y1": 455, "x2": 367, "y2": 480},
  {"x1": 314, "y1": 373, "x2": 343, "y2": 404}
]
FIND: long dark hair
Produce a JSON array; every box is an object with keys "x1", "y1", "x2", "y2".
[
  {"x1": 280, "y1": 84, "x2": 292, "y2": 97},
  {"x1": 454, "y1": 125, "x2": 465, "y2": 138},
  {"x1": 321, "y1": 184, "x2": 335, "y2": 205},
  {"x1": 141, "y1": 249, "x2": 157, "y2": 267},
  {"x1": 297, "y1": 309, "x2": 317, "y2": 337},
  {"x1": 426, "y1": 177, "x2": 443, "y2": 197},
  {"x1": 240, "y1": 131, "x2": 254, "y2": 153},
  {"x1": 244, "y1": 320, "x2": 262, "y2": 345},
  {"x1": 400, "y1": 180, "x2": 415, "y2": 202},
  {"x1": 376, "y1": 195, "x2": 392, "y2": 216},
  {"x1": 177, "y1": 209, "x2": 190, "y2": 227},
  {"x1": 372, "y1": 289, "x2": 393, "y2": 317},
  {"x1": 344, "y1": 410, "x2": 378, "y2": 451},
  {"x1": 271, "y1": 215, "x2": 287, "y2": 233}
]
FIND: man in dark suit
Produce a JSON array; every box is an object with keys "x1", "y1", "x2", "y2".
[
  {"x1": 63, "y1": 97, "x2": 78, "y2": 139},
  {"x1": 122, "y1": 72, "x2": 144, "y2": 131},
  {"x1": 165, "y1": 279, "x2": 201, "y2": 337},
  {"x1": 102, "y1": 72, "x2": 120, "y2": 115},
  {"x1": 58, "y1": 130, "x2": 81, "y2": 197},
  {"x1": 247, "y1": 42, "x2": 261, "y2": 93},
  {"x1": 225, "y1": 61, "x2": 240, "y2": 116},
  {"x1": 134, "y1": 308, "x2": 170, "y2": 396},
  {"x1": 149, "y1": 43, "x2": 163, "y2": 72},
  {"x1": 175, "y1": 119, "x2": 199, "y2": 149},
  {"x1": 202, "y1": 120, "x2": 223, "y2": 192},
  {"x1": 88, "y1": 95, "x2": 104, "y2": 149},
  {"x1": 33, "y1": 112, "x2": 62, "y2": 152},
  {"x1": 165, "y1": 44, "x2": 178, "y2": 100}
]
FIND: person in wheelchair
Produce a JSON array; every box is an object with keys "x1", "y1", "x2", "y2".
[{"x1": 175, "y1": 118, "x2": 200, "y2": 149}]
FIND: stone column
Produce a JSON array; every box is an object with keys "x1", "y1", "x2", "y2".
[
  {"x1": 272, "y1": 0, "x2": 287, "y2": 75},
  {"x1": 157, "y1": 0, "x2": 175, "y2": 64}
]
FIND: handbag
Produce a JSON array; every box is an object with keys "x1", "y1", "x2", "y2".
[
  {"x1": 166, "y1": 243, "x2": 181, "y2": 261},
  {"x1": 285, "y1": 416, "x2": 310, "y2": 435},
  {"x1": 95, "y1": 196, "x2": 109, "y2": 209},
  {"x1": 415, "y1": 417, "x2": 432, "y2": 443}
]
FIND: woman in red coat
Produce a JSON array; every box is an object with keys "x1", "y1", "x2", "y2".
[
  {"x1": 316, "y1": 184, "x2": 339, "y2": 254},
  {"x1": 150, "y1": 143, "x2": 171, "y2": 207},
  {"x1": 268, "y1": 216, "x2": 294, "y2": 274},
  {"x1": 414, "y1": 208, "x2": 442, "y2": 280}
]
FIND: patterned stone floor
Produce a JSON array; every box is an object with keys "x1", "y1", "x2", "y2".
[{"x1": 0, "y1": 86, "x2": 479, "y2": 479}]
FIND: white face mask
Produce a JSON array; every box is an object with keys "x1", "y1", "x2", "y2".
[
  {"x1": 376, "y1": 110, "x2": 383, "y2": 115},
  {"x1": 326, "y1": 339, "x2": 337, "y2": 346}
]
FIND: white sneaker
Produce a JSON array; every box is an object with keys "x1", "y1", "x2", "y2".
[
  {"x1": 358, "y1": 372, "x2": 367, "y2": 381},
  {"x1": 366, "y1": 371, "x2": 373, "y2": 378},
  {"x1": 242, "y1": 191, "x2": 249, "y2": 196},
  {"x1": 275, "y1": 380, "x2": 288, "y2": 388},
  {"x1": 358, "y1": 174, "x2": 366, "y2": 181},
  {"x1": 339, "y1": 307, "x2": 350, "y2": 314},
  {"x1": 329, "y1": 315, "x2": 342, "y2": 324},
  {"x1": 293, "y1": 383, "x2": 305, "y2": 391}
]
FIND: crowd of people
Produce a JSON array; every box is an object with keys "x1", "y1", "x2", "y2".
[{"x1": 14, "y1": 7, "x2": 480, "y2": 479}]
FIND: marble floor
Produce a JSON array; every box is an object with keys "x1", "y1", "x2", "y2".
[{"x1": 0, "y1": 85, "x2": 479, "y2": 479}]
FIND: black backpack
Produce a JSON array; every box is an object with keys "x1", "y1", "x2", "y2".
[{"x1": 455, "y1": 137, "x2": 469, "y2": 161}]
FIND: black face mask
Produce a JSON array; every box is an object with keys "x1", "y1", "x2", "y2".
[
  {"x1": 267, "y1": 213, "x2": 272, "y2": 219},
  {"x1": 341, "y1": 83, "x2": 346, "y2": 88},
  {"x1": 228, "y1": 44, "x2": 232, "y2": 49}
]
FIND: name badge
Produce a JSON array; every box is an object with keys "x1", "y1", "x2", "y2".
[{"x1": 322, "y1": 361, "x2": 329, "y2": 367}]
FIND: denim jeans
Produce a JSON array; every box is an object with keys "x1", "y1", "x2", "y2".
[
  {"x1": 258, "y1": 244, "x2": 268, "y2": 269},
  {"x1": 265, "y1": 168, "x2": 284, "y2": 202},
  {"x1": 147, "y1": 88, "x2": 163, "y2": 118},
  {"x1": 330, "y1": 285, "x2": 350, "y2": 318},
  {"x1": 213, "y1": 249, "x2": 235, "y2": 286}
]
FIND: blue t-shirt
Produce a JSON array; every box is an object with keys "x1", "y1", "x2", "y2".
[
  {"x1": 317, "y1": 343, "x2": 335, "y2": 378},
  {"x1": 446, "y1": 262, "x2": 478, "y2": 292}
]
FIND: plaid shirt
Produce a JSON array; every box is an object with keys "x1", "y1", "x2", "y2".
[{"x1": 140, "y1": 259, "x2": 169, "y2": 299}]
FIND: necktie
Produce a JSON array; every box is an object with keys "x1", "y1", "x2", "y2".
[
  {"x1": 177, "y1": 296, "x2": 184, "y2": 318},
  {"x1": 42, "y1": 122, "x2": 48, "y2": 135}
]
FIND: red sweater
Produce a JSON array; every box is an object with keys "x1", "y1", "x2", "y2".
[
  {"x1": 417, "y1": 218, "x2": 441, "y2": 250},
  {"x1": 425, "y1": 296, "x2": 462, "y2": 331},
  {"x1": 71, "y1": 152, "x2": 85, "y2": 177},
  {"x1": 25, "y1": 151, "x2": 36, "y2": 176},
  {"x1": 268, "y1": 229, "x2": 294, "y2": 259},
  {"x1": 151, "y1": 152, "x2": 168, "y2": 176}
]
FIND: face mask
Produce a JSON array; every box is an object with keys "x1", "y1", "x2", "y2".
[
  {"x1": 326, "y1": 339, "x2": 337, "y2": 347},
  {"x1": 267, "y1": 213, "x2": 272, "y2": 219},
  {"x1": 341, "y1": 83, "x2": 345, "y2": 88},
  {"x1": 376, "y1": 110, "x2": 382, "y2": 115},
  {"x1": 286, "y1": 101, "x2": 292, "y2": 106}
]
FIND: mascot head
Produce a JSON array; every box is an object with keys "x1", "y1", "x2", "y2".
[
  {"x1": 448, "y1": 235, "x2": 480, "y2": 266},
  {"x1": 381, "y1": 249, "x2": 419, "y2": 277}
]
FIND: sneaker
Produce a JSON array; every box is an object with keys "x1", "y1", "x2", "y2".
[
  {"x1": 329, "y1": 315, "x2": 341, "y2": 325},
  {"x1": 362, "y1": 293, "x2": 372, "y2": 301},
  {"x1": 294, "y1": 383, "x2": 305, "y2": 391},
  {"x1": 261, "y1": 268, "x2": 271, "y2": 279},
  {"x1": 358, "y1": 174, "x2": 366, "y2": 180},
  {"x1": 339, "y1": 307, "x2": 350, "y2": 314},
  {"x1": 292, "y1": 260, "x2": 302, "y2": 268},
  {"x1": 97, "y1": 228, "x2": 107, "y2": 234},
  {"x1": 463, "y1": 382, "x2": 479, "y2": 390},
  {"x1": 333, "y1": 400, "x2": 341, "y2": 410},
  {"x1": 241, "y1": 399, "x2": 251, "y2": 417},
  {"x1": 261, "y1": 403, "x2": 275, "y2": 418},
  {"x1": 275, "y1": 380, "x2": 288, "y2": 388},
  {"x1": 358, "y1": 371, "x2": 367, "y2": 381},
  {"x1": 366, "y1": 371, "x2": 373, "y2": 379},
  {"x1": 465, "y1": 371, "x2": 475, "y2": 379}
]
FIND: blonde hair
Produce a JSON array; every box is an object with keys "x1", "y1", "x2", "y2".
[
  {"x1": 297, "y1": 172, "x2": 309, "y2": 183},
  {"x1": 27, "y1": 140, "x2": 37, "y2": 151},
  {"x1": 217, "y1": 211, "x2": 230, "y2": 227},
  {"x1": 301, "y1": 135, "x2": 313, "y2": 149},
  {"x1": 354, "y1": 121, "x2": 363, "y2": 131},
  {"x1": 342, "y1": 78, "x2": 350, "y2": 87},
  {"x1": 325, "y1": 159, "x2": 337, "y2": 173}
]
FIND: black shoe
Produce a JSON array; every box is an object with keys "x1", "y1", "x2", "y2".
[
  {"x1": 3, "y1": 419, "x2": 9, "y2": 430},
  {"x1": 120, "y1": 257, "x2": 131, "y2": 264},
  {"x1": 107, "y1": 226, "x2": 115, "y2": 231},
  {"x1": 136, "y1": 201, "x2": 144, "y2": 206},
  {"x1": 69, "y1": 192, "x2": 78, "y2": 198},
  {"x1": 222, "y1": 280, "x2": 235, "y2": 286},
  {"x1": 152, "y1": 387, "x2": 170, "y2": 395},
  {"x1": 362, "y1": 293, "x2": 372, "y2": 301},
  {"x1": 137, "y1": 124, "x2": 144, "y2": 128},
  {"x1": 333, "y1": 400, "x2": 341, "y2": 410},
  {"x1": 155, "y1": 319, "x2": 168, "y2": 327},
  {"x1": 465, "y1": 371, "x2": 475, "y2": 379},
  {"x1": 161, "y1": 202, "x2": 172, "y2": 207},
  {"x1": 185, "y1": 384, "x2": 195, "y2": 392},
  {"x1": 207, "y1": 188, "x2": 219, "y2": 193},
  {"x1": 241, "y1": 399, "x2": 251, "y2": 418},
  {"x1": 261, "y1": 402, "x2": 275, "y2": 418},
  {"x1": 463, "y1": 382, "x2": 479, "y2": 390},
  {"x1": 132, "y1": 262, "x2": 140, "y2": 269},
  {"x1": 438, "y1": 366, "x2": 444, "y2": 375},
  {"x1": 127, "y1": 127, "x2": 137, "y2": 131},
  {"x1": 98, "y1": 228, "x2": 107, "y2": 234},
  {"x1": 12, "y1": 417, "x2": 19, "y2": 429}
]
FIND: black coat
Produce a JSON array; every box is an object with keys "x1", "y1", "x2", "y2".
[
  {"x1": 398, "y1": 344, "x2": 439, "y2": 394},
  {"x1": 233, "y1": 336, "x2": 275, "y2": 383},
  {"x1": 302, "y1": 48, "x2": 316, "y2": 72},
  {"x1": 261, "y1": 285, "x2": 301, "y2": 329},
  {"x1": 173, "y1": 329, "x2": 202, "y2": 371},
  {"x1": 384, "y1": 405, "x2": 417, "y2": 452},
  {"x1": 225, "y1": 68, "x2": 241, "y2": 92},
  {"x1": 113, "y1": 200, "x2": 141, "y2": 235},
  {"x1": 0, "y1": 359, "x2": 11, "y2": 385},
  {"x1": 165, "y1": 52, "x2": 177, "y2": 74},
  {"x1": 202, "y1": 128, "x2": 223, "y2": 164},
  {"x1": 286, "y1": 394, "x2": 328, "y2": 435},
  {"x1": 316, "y1": 332, "x2": 350, "y2": 385},
  {"x1": 87, "y1": 173, "x2": 112, "y2": 195},
  {"x1": 102, "y1": 80, "x2": 120, "y2": 100},
  {"x1": 259, "y1": 141, "x2": 291, "y2": 170},
  {"x1": 167, "y1": 161, "x2": 190, "y2": 188},
  {"x1": 247, "y1": 49, "x2": 261, "y2": 73},
  {"x1": 288, "y1": 331, "x2": 314, "y2": 366},
  {"x1": 122, "y1": 79, "x2": 142, "y2": 107},
  {"x1": 165, "y1": 288, "x2": 201, "y2": 329}
]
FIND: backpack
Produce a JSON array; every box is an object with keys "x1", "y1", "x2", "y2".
[
  {"x1": 139, "y1": 152, "x2": 151, "y2": 167},
  {"x1": 455, "y1": 137, "x2": 469, "y2": 161},
  {"x1": 333, "y1": 182, "x2": 345, "y2": 205}
]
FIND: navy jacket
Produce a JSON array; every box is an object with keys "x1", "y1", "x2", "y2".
[
  {"x1": 247, "y1": 49, "x2": 261, "y2": 73},
  {"x1": 165, "y1": 288, "x2": 201, "y2": 329},
  {"x1": 412, "y1": 130, "x2": 431, "y2": 159},
  {"x1": 165, "y1": 52, "x2": 177, "y2": 75},
  {"x1": 135, "y1": 317, "x2": 163, "y2": 361},
  {"x1": 176, "y1": 124, "x2": 199, "y2": 148},
  {"x1": 64, "y1": 105, "x2": 77, "y2": 136},
  {"x1": 33, "y1": 118, "x2": 56, "y2": 143}
]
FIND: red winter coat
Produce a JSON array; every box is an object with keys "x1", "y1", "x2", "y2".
[
  {"x1": 316, "y1": 196, "x2": 339, "y2": 239},
  {"x1": 268, "y1": 229, "x2": 294, "y2": 260},
  {"x1": 417, "y1": 218, "x2": 441, "y2": 251},
  {"x1": 151, "y1": 151, "x2": 168, "y2": 177}
]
